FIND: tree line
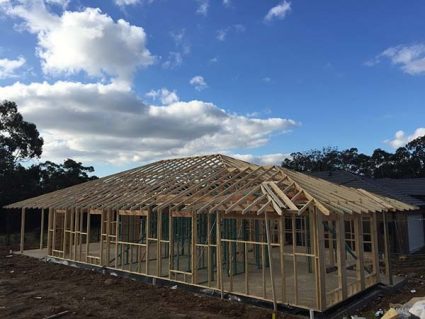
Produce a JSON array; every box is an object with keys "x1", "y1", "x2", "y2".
[{"x1": 282, "y1": 136, "x2": 425, "y2": 178}]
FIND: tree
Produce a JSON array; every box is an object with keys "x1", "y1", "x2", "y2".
[
  {"x1": 0, "y1": 100, "x2": 43, "y2": 170},
  {"x1": 38, "y1": 159, "x2": 97, "y2": 193},
  {"x1": 0, "y1": 101, "x2": 44, "y2": 206},
  {"x1": 282, "y1": 147, "x2": 370, "y2": 174},
  {"x1": 281, "y1": 135, "x2": 425, "y2": 178},
  {"x1": 369, "y1": 148, "x2": 394, "y2": 178},
  {"x1": 405, "y1": 135, "x2": 425, "y2": 177}
]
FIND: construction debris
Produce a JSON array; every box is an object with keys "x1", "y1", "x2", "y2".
[
  {"x1": 409, "y1": 300, "x2": 425, "y2": 319},
  {"x1": 43, "y1": 310, "x2": 70, "y2": 319},
  {"x1": 381, "y1": 308, "x2": 399, "y2": 319},
  {"x1": 375, "y1": 309, "x2": 384, "y2": 318}
]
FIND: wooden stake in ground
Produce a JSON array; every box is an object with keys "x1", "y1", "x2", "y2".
[{"x1": 20, "y1": 207, "x2": 25, "y2": 253}]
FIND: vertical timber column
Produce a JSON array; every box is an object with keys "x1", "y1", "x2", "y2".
[
  {"x1": 207, "y1": 213, "x2": 212, "y2": 286},
  {"x1": 157, "y1": 209, "x2": 162, "y2": 277},
  {"x1": 216, "y1": 212, "x2": 224, "y2": 298},
  {"x1": 315, "y1": 208, "x2": 326, "y2": 311},
  {"x1": 169, "y1": 209, "x2": 174, "y2": 279},
  {"x1": 279, "y1": 214, "x2": 285, "y2": 303},
  {"x1": 20, "y1": 208, "x2": 26, "y2": 253},
  {"x1": 100, "y1": 209, "x2": 105, "y2": 265},
  {"x1": 354, "y1": 214, "x2": 366, "y2": 290},
  {"x1": 145, "y1": 209, "x2": 149, "y2": 274},
  {"x1": 383, "y1": 212, "x2": 393, "y2": 285},
  {"x1": 115, "y1": 211, "x2": 120, "y2": 269},
  {"x1": 192, "y1": 211, "x2": 197, "y2": 284},
  {"x1": 79, "y1": 209, "x2": 84, "y2": 260},
  {"x1": 265, "y1": 212, "x2": 277, "y2": 312},
  {"x1": 74, "y1": 208, "x2": 80, "y2": 261},
  {"x1": 47, "y1": 208, "x2": 53, "y2": 255},
  {"x1": 291, "y1": 214, "x2": 298, "y2": 304},
  {"x1": 63, "y1": 209, "x2": 68, "y2": 258},
  {"x1": 336, "y1": 214, "x2": 347, "y2": 300},
  {"x1": 106, "y1": 209, "x2": 111, "y2": 267},
  {"x1": 86, "y1": 211, "x2": 91, "y2": 263},
  {"x1": 70, "y1": 208, "x2": 75, "y2": 260},
  {"x1": 371, "y1": 212, "x2": 380, "y2": 282},
  {"x1": 40, "y1": 208, "x2": 45, "y2": 250}
]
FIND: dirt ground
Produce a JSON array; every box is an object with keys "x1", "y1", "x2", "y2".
[
  {"x1": 353, "y1": 253, "x2": 425, "y2": 318},
  {"x1": 0, "y1": 246, "x2": 295, "y2": 319},
  {"x1": 2, "y1": 246, "x2": 425, "y2": 319}
]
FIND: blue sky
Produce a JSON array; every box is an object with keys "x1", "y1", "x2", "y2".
[{"x1": 0, "y1": 0, "x2": 424, "y2": 176}]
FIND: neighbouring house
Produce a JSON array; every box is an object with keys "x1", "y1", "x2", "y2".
[
  {"x1": 4, "y1": 154, "x2": 417, "y2": 313},
  {"x1": 311, "y1": 171, "x2": 425, "y2": 254}
]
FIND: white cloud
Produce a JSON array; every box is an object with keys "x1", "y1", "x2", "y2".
[
  {"x1": 146, "y1": 88, "x2": 179, "y2": 105},
  {"x1": 385, "y1": 128, "x2": 425, "y2": 148},
  {"x1": 114, "y1": 0, "x2": 157, "y2": 7},
  {"x1": 170, "y1": 29, "x2": 190, "y2": 54},
  {"x1": 162, "y1": 52, "x2": 183, "y2": 69},
  {"x1": 232, "y1": 153, "x2": 289, "y2": 166},
  {"x1": 0, "y1": 81, "x2": 298, "y2": 164},
  {"x1": 264, "y1": 1, "x2": 291, "y2": 22},
  {"x1": 162, "y1": 29, "x2": 190, "y2": 69},
  {"x1": 2, "y1": 1, "x2": 153, "y2": 83},
  {"x1": 223, "y1": 0, "x2": 230, "y2": 7},
  {"x1": 0, "y1": 1, "x2": 299, "y2": 168},
  {"x1": 45, "y1": 0, "x2": 69, "y2": 8},
  {"x1": 0, "y1": 56, "x2": 26, "y2": 79},
  {"x1": 216, "y1": 29, "x2": 227, "y2": 42},
  {"x1": 190, "y1": 75, "x2": 207, "y2": 91},
  {"x1": 114, "y1": 0, "x2": 139, "y2": 6},
  {"x1": 196, "y1": 0, "x2": 209, "y2": 16},
  {"x1": 368, "y1": 44, "x2": 425, "y2": 75},
  {"x1": 216, "y1": 24, "x2": 245, "y2": 41}
]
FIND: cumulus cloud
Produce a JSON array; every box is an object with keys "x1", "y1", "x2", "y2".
[
  {"x1": 385, "y1": 128, "x2": 425, "y2": 148},
  {"x1": 146, "y1": 88, "x2": 179, "y2": 105},
  {"x1": 368, "y1": 44, "x2": 425, "y2": 75},
  {"x1": 232, "y1": 153, "x2": 289, "y2": 166},
  {"x1": 190, "y1": 75, "x2": 207, "y2": 91},
  {"x1": 264, "y1": 1, "x2": 291, "y2": 22},
  {"x1": 0, "y1": 81, "x2": 298, "y2": 164},
  {"x1": 0, "y1": 1, "x2": 299, "y2": 167},
  {"x1": 2, "y1": 1, "x2": 153, "y2": 83},
  {"x1": 0, "y1": 56, "x2": 26, "y2": 79}
]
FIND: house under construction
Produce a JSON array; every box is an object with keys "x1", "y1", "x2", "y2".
[{"x1": 5, "y1": 154, "x2": 417, "y2": 313}]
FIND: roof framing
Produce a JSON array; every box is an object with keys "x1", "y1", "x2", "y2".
[{"x1": 4, "y1": 154, "x2": 418, "y2": 215}]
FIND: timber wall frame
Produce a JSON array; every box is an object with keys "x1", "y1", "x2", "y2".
[
  {"x1": 19, "y1": 206, "x2": 392, "y2": 312},
  {"x1": 9, "y1": 154, "x2": 417, "y2": 312}
]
